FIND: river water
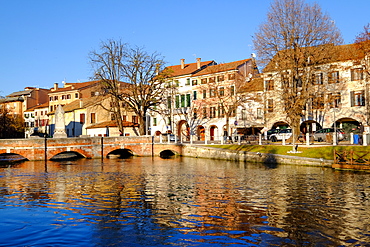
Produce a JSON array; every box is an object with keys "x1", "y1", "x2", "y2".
[{"x1": 0, "y1": 157, "x2": 369, "y2": 246}]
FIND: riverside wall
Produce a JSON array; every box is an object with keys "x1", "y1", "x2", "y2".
[{"x1": 181, "y1": 145, "x2": 333, "y2": 167}]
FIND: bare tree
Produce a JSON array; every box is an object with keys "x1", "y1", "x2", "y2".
[
  {"x1": 253, "y1": 0, "x2": 342, "y2": 147},
  {"x1": 0, "y1": 107, "x2": 24, "y2": 138},
  {"x1": 90, "y1": 39, "x2": 169, "y2": 135}
]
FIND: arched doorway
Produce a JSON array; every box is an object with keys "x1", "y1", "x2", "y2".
[
  {"x1": 177, "y1": 120, "x2": 190, "y2": 141},
  {"x1": 300, "y1": 120, "x2": 322, "y2": 134},
  {"x1": 210, "y1": 125, "x2": 218, "y2": 141},
  {"x1": 271, "y1": 121, "x2": 289, "y2": 129},
  {"x1": 197, "y1": 126, "x2": 205, "y2": 141}
]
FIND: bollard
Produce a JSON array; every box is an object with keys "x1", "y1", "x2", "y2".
[
  {"x1": 363, "y1": 133, "x2": 367, "y2": 146},
  {"x1": 238, "y1": 135, "x2": 241, "y2": 145},
  {"x1": 282, "y1": 134, "x2": 286, "y2": 145},
  {"x1": 306, "y1": 132, "x2": 310, "y2": 146},
  {"x1": 350, "y1": 132, "x2": 354, "y2": 144},
  {"x1": 258, "y1": 133, "x2": 262, "y2": 145},
  {"x1": 160, "y1": 134, "x2": 163, "y2": 144},
  {"x1": 204, "y1": 133, "x2": 208, "y2": 145},
  {"x1": 333, "y1": 132, "x2": 337, "y2": 146}
]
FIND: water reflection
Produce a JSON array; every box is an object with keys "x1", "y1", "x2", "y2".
[{"x1": 0, "y1": 157, "x2": 369, "y2": 246}]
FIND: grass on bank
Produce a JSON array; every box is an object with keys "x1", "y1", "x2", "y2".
[{"x1": 208, "y1": 144, "x2": 370, "y2": 160}]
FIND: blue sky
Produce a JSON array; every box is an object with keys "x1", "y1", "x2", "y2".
[{"x1": 0, "y1": 0, "x2": 369, "y2": 96}]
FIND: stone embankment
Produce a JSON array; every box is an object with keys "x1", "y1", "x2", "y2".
[{"x1": 182, "y1": 145, "x2": 333, "y2": 167}]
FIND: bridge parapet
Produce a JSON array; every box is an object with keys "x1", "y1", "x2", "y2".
[{"x1": 0, "y1": 136, "x2": 178, "y2": 160}]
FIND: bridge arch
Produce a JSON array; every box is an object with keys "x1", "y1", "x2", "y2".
[
  {"x1": 0, "y1": 153, "x2": 28, "y2": 162},
  {"x1": 50, "y1": 151, "x2": 86, "y2": 161},
  {"x1": 159, "y1": 149, "x2": 179, "y2": 159},
  {"x1": 107, "y1": 148, "x2": 134, "y2": 159}
]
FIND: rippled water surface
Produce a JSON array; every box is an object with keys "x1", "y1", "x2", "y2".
[{"x1": 0, "y1": 157, "x2": 369, "y2": 246}]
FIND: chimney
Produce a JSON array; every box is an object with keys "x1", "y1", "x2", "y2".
[
  {"x1": 155, "y1": 63, "x2": 160, "y2": 75},
  {"x1": 53, "y1": 83, "x2": 58, "y2": 91},
  {"x1": 197, "y1": 58, "x2": 201, "y2": 69},
  {"x1": 181, "y1": 59, "x2": 185, "y2": 69}
]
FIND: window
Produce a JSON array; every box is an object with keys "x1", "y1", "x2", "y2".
[
  {"x1": 132, "y1": 116, "x2": 138, "y2": 123},
  {"x1": 210, "y1": 89, "x2": 216, "y2": 97},
  {"x1": 75, "y1": 93, "x2": 79, "y2": 98},
  {"x1": 240, "y1": 109, "x2": 247, "y2": 120},
  {"x1": 49, "y1": 97, "x2": 52, "y2": 101},
  {"x1": 186, "y1": 94, "x2": 191, "y2": 107},
  {"x1": 192, "y1": 79, "x2": 198, "y2": 86},
  {"x1": 257, "y1": 108, "x2": 263, "y2": 119},
  {"x1": 67, "y1": 94, "x2": 71, "y2": 99},
  {"x1": 229, "y1": 105, "x2": 236, "y2": 117},
  {"x1": 351, "y1": 90, "x2": 365, "y2": 106},
  {"x1": 54, "y1": 96, "x2": 58, "y2": 101},
  {"x1": 202, "y1": 107, "x2": 207, "y2": 118},
  {"x1": 174, "y1": 80, "x2": 179, "y2": 87},
  {"x1": 122, "y1": 115, "x2": 127, "y2": 121},
  {"x1": 327, "y1": 93, "x2": 341, "y2": 108},
  {"x1": 193, "y1": 91, "x2": 197, "y2": 100},
  {"x1": 209, "y1": 77, "x2": 215, "y2": 83},
  {"x1": 90, "y1": 113, "x2": 96, "y2": 123},
  {"x1": 230, "y1": 86, "x2": 235, "y2": 96},
  {"x1": 203, "y1": 90, "x2": 207, "y2": 99},
  {"x1": 328, "y1": 71, "x2": 339, "y2": 84},
  {"x1": 217, "y1": 75, "x2": 224, "y2": 82},
  {"x1": 312, "y1": 94, "x2": 324, "y2": 109},
  {"x1": 201, "y1": 78, "x2": 207, "y2": 84},
  {"x1": 351, "y1": 69, "x2": 364, "y2": 81},
  {"x1": 219, "y1": 87, "x2": 224, "y2": 96},
  {"x1": 228, "y1": 73, "x2": 235, "y2": 80},
  {"x1": 313, "y1": 73, "x2": 323, "y2": 85},
  {"x1": 181, "y1": 94, "x2": 185, "y2": 107},
  {"x1": 167, "y1": 96, "x2": 172, "y2": 109},
  {"x1": 210, "y1": 107, "x2": 216, "y2": 118},
  {"x1": 267, "y1": 99, "x2": 274, "y2": 112},
  {"x1": 80, "y1": 113, "x2": 85, "y2": 124},
  {"x1": 218, "y1": 105, "x2": 225, "y2": 118},
  {"x1": 186, "y1": 78, "x2": 190, "y2": 85},
  {"x1": 175, "y1": 95, "x2": 180, "y2": 108},
  {"x1": 153, "y1": 118, "x2": 157, "y2": 126},
  {"x1": 265, "y1": 80, "x2": 274, "y2": 91}
]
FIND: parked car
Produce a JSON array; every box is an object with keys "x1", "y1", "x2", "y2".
[
  {"x1": 269, "y1": 129, "x2": 292, "y2": 142},
  {"x1": 266, "y1": 129, "x2": 280, "y2": 140},
  {"x1": 313, "y1": 128, "x2": 345, "y2": 142}
]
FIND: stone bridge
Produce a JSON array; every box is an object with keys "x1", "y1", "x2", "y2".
[{"x1": 0, "y1": 136, "x2": 183, "y2": 161}]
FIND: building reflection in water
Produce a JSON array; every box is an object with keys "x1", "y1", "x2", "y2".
[{"x1": 0, "y1": 157, "x2": 369, "y2": 246}]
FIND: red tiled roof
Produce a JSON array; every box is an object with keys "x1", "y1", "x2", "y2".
[
  {"x1": 164, "y1": 60, "x2": 215, "y2": 77},
  {"x1": 192, "y1": 59, "x2": 251, "y2": 76},
  {"x1": 50, "y1": 81, "x2": 100, "y2": 93},
  {"x1": 264, "y1": 43, "x2": 365, "y2": 72}
]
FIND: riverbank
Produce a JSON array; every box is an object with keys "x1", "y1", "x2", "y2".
[{"x1": 182, "y1": 144, "x2": 335, "y2": 167}]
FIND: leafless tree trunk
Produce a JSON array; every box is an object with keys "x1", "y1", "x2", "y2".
[
  {"x1": 90, "y1": 39, "x2": 169, "y2": 135},
  {"x1": 253, "y1": 0, "x2": 342, "y2": 149}
]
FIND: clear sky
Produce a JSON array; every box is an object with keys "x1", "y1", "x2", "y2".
[{"x1": 0, "y1": 0, "x2": 369, "y2": 96}]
